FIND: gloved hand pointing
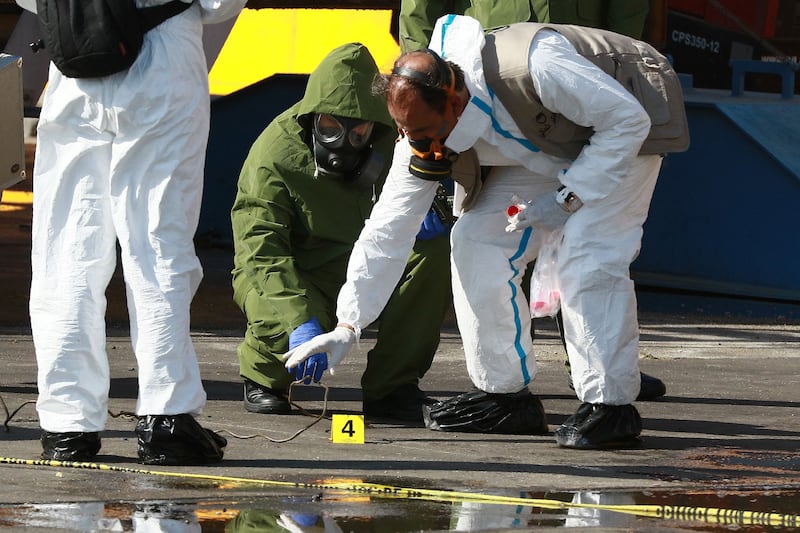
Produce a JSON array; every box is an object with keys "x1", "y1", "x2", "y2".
[
  {"x1": 289, "y1": 317, "x2": 326, "y2": 383},
  {"x1": 283, "y1": 325, "x2": 357, "y2": 378}
]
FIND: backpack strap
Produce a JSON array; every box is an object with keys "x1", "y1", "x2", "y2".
[{"x1": 139, "y1": 0, "x2": 193, "y2": 32}]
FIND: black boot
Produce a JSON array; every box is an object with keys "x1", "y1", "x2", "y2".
[
  {"x1": 554, "y1": 403, "x2": 642, "y2": 450},
  {"x1": 363, "y1": 383, "x2": 432, "y2": 422},
  {"x1": 41, "y1": 431, "x2": 101, "y2": 462},
  {"x1": 637, "y1": 372, "x2": 667, "y2": 401},
  {"x1": 136, "y1": 414, "x2": 226, "y2": 466},
  {"x1": 244, "y1": 379, "x2": 291, "y2": 414},
  {"x1": 423, "y1": 389, "x2": 549, "y2": 435}
]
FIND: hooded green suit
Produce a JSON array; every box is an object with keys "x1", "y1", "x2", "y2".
[{"x1": 231, "y1": 43, "x2": 451, "y2": 400}]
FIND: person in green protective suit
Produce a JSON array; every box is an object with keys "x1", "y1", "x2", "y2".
[
  {"x1": 399, "y1": 0, "x2": 651, "y2": 53},
  {"x1": 231, "y1": 43, "x2": 452, "y2": 422},
  {"x1": 397, "y1": 0, "x2": 666, "y2": 402}
]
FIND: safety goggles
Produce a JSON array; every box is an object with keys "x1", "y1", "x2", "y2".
[{"x1": 313, "y1": 114, "x2": 374, "y2": 150}]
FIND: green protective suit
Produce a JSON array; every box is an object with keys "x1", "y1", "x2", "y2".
[
  {"x1": 231, "y1": 43, "x2": 451, "y2": 401},
  {"x1": 399, "y1": 0, "x2": 650, "y2": 53}
]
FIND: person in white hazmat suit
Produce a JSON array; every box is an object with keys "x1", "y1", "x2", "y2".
[
  {"x1": 29, "y1": 0, "x2": 246, "y2": 464},
  {"x1": 285, "y1": 14, "x2": 663, "y2": 449}
]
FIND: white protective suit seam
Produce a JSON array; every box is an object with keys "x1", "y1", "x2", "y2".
[
  {"x1": 480, "y1": 93, "x2": 541, "y2": 154},
  {"x1": 507, "y1": 226, "x2": 534, "y2": 385}
]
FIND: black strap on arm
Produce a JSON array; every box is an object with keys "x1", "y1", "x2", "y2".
[{"x1": 139, "y1": 0, "x2": 193, "y2": 32}]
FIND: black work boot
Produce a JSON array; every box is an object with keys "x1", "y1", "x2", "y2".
[
  {"x1": 41, "y1": 431, "x2": 101, "y2": 462},
  {"x1": 423, "y1": 389, "x2": 549, "y2": 435},
  {"x1": 363, "y1": 383, "x2": 432, "y2": 423},
  {"x1": 243, "y1": 379, "x2": 291, "y2": 414},
  {"x1": 136, "y1": 414, "x2": 226, "y2": 466},
  {"x1": 554, "y1": 403, "x2": 642, "y2": 450},
  {"x1": 637, "y1": 372, "x2": 667, "y2": 401}
]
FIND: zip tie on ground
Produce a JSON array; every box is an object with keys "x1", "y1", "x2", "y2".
[{"x1": 1, "y1": 456, "x2": 797, "y2": 528}]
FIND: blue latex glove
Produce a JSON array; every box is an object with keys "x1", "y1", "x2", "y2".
[
  {"x1": 416, "y1": 208, "x2": 449, "y2": 240},
  {"x1": 284, "y1": 326, "x2": 356, "y2": 378},
  {"x1": 286, "y1": 513, "x2": 319, "y2": 527},
  {"x1": 289, "y1": 317, "x2": 327, "y2": 383}
]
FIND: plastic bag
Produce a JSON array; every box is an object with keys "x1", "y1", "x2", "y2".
[{"x1": 530, "y1": 228, "x2": 562, "y2": 318}]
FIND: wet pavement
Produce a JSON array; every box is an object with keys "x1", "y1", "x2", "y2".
[
  {"x1": 1, "y1": 318, "x2": 799, "y2": 531},
  {"x1": 2, "y1": 151, "x2": 800, "y2": 531}
]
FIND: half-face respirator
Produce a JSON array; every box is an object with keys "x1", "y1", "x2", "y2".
[
  {"x1": 391, "y1": 49, "x2": 459, "y2": 181},
  {"x1": 406, "y1": 134, "x2": 458, "y2": 181}
]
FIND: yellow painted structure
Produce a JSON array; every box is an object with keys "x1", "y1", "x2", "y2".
[
  {"x1": 208, "y1": 8, "x2": 401, "y2": 96},
  {"x1": 0, "y1": 190, "x2": 32, "y2": 211}
]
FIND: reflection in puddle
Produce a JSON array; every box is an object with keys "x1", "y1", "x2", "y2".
[
  {"x1": 452, "y1": 490, "x2": 643, "y2": 530},
  {"x1": 0, "y1": 488, "x2": 797, "y2": 531},
  {"x1": 0, "y1": 502, "x2": 205, "y2": 532}
]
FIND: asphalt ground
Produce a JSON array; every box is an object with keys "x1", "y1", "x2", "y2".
[
  {"x1": 1, "y1": 145, "x2": 800, "y2": 530},
  {"x1": 0, "y1": 315, "x2": 799, "y2": 531}
]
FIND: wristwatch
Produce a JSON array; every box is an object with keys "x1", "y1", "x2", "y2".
[{"x1": 556, "y1": 185, "x2": 583, "y2": 213}]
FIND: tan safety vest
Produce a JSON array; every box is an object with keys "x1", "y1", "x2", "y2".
[{"x1": 481, "y1": 22, "x2": 690, "y2": 160}]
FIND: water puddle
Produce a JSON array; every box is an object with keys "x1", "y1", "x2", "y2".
[{"x1": 1, "y1": 485, "x2": 798, "y2": 531}]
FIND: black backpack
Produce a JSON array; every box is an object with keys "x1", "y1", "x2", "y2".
[{"x1": 35, "y1": 0, "x2": 192, "y2": 79}]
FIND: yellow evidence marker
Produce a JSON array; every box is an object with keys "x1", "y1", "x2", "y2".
[{"x1": 331, "y1": 414, "x2": 365, "y2": 444}]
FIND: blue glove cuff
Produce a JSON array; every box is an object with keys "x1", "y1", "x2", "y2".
[
  {"x1": 288, "y1": 514, "x2": 319, "y2": 527},
  {"x1": 289, "y1": 317, "x2": 324, "y2": 349},
  {"x1": 416, "y1": 208, "x2": 449, "y2": 241}
]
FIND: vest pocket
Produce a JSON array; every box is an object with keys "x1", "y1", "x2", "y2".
[{"x1": 617, "y1": 56, "x2": 671, "y2": 126}]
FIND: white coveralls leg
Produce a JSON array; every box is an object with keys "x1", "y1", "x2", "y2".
[
  {"x1": 559, "y1": 154, "x2": 662, "y2": 405},
  {"x1": 451, "y1": 156, "x2": 660, "y2": 403},
  {"x1": 30, "y1": 6, "x2": 210, "y2": 432},
  {"x1": 451, "y1": 166, "x2": 560, "y2": 394}
]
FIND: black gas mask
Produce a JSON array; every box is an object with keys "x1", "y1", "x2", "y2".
[{"x1": 312, "y1": 113, "x2": 383, "y2": 188}]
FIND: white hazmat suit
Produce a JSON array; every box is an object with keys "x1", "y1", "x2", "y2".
[
  {"x1": 30, "y1": 0, "x2": 246, "y2": 433},
  {"x1": 335, "y1": 15, "x2": 662, "y2": 406}
]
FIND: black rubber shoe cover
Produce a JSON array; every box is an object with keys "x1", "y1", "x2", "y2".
[
  {"x1": 422, "y1": 389, "x2": 549, "y2": 435},
  {"x1": 136, "y1": 414, "x2": 227, "y2": 466},
  {"x1": 554, "y1": 402, "x2": 642, "y2": 449},
  {"x1": 41, "y1": 431, "x2": 101, "y2": 461}
]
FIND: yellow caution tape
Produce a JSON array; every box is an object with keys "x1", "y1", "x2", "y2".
[{"x1": 1, "y1": 456, "x2": 798, "y2": 528}]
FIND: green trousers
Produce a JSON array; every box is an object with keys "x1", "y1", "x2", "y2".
[{"x1": 237, "y1": 233, "x2": 451, "y2": 401}]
